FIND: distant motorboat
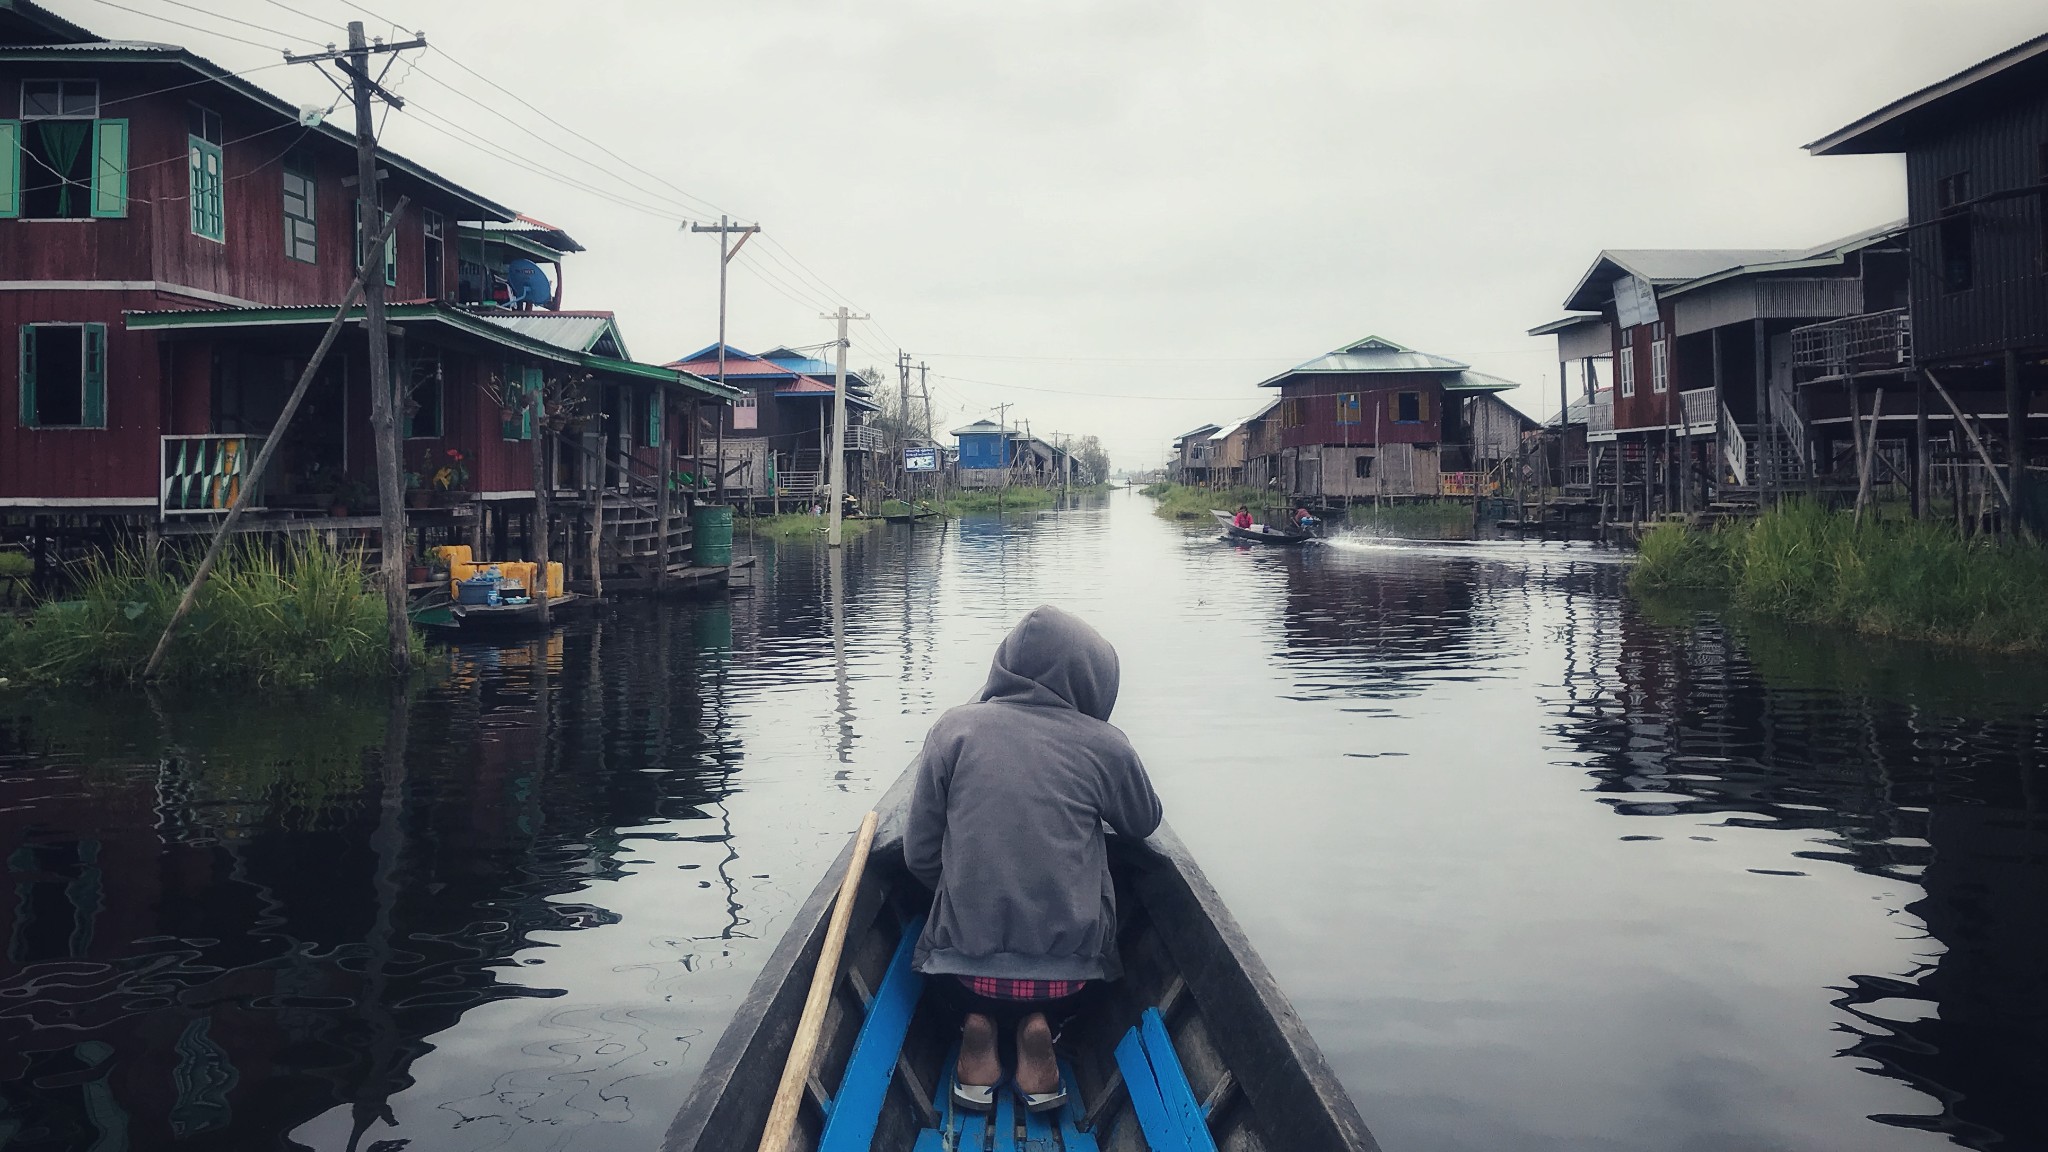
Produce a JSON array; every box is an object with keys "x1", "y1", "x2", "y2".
[{"x1": 1211, "y1": 509, "x2": 1316, "y2": 545}]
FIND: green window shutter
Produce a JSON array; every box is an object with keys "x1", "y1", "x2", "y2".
[
  {"x1": 82, "y1": 324, "x2": 106, "y2": 427},
  {"x1": 188, "y1": 136, "x2": 223, "y2": 240},
  {"x1": 385, "y1": 226, "x2": 397, "y2": 287},
  {"x1": 646, "y1": 390, "x2": 662, "y2": 448},
  {"x1": 0, "y1": 120, "x2": 20, "y2": 218},
  {"x1": 521, "y1": 366, "x2": 542, "y2": 440},
  {"x1": 18, "y1": 325, "x2": 36, "y2": 427},
  {"x1": 90, "y1": 119, "x2": 127, "y2": 218}
]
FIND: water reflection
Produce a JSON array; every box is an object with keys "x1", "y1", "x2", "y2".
[
  {"x1": 0, "y1": 498, "x2": 2044, "y2": 1151},
  {"x1": 1565, "y1": 600, "x2": 2048, "y2": 1149}
]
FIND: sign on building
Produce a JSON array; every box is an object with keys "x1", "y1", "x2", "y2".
[
  {"x1": 1612, "y1": 274, "x2": 1659, "y2": 329},
  {"x1": 904, "y1": 445, "x2": 938, "y2": 472}
]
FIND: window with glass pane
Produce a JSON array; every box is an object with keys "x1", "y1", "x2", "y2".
[
  {"x1": 18, "y1": 80, "x2": 100, "y2": 219},
  {"x1": 282, "y1": 153, "x2": 315, "y2": 262},
  {"x1": 187, "y1": 105, "x2": 223, "y2": 241},
  {"x1": 423, "y1": 209, "x2": 445, "y2": 298}
]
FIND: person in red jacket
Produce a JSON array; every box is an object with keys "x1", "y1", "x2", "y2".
[{"x1": 1232, "y1": 505, "x2": 1253, "y2": 530}]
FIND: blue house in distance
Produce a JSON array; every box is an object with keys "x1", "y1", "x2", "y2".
[{"x1": 952, "y1": 419, "x2": 1011, "y2": 488}]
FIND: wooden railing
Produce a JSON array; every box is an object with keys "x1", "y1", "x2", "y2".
[
  {"x1": 1587, "y1": 394, "x2": 1615, "y2": 442},
  {"x1": 1679, "y1": 388, "x2": 1716, "y2": 435},
  {"x1": 162, "y1": 434, "x2": 265, "y2": 516}
]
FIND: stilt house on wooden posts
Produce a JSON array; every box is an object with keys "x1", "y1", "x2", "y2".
[
  {"x1": 1171, "y1": 423, "x2": 1221, "y2": 485},
  {"x1": 1253, "y1": 336, "x2": 1523, "y2": 502},
  {"x1": 1805, "y1": 31, "x2": 2048, "y2": 533},
  {"x1": 1532, "y1": 224, "x2": 1908, "y2": 520},
  {"x1": 663, "y1": 343, "x2": 881, "y2": 507},
  {"x1": 0, "y1": 0, "x2": 740, "y2": 588}
]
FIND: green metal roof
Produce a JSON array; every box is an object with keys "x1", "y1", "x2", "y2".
[{"x1": 123, "y1": 302, "x2": 741, "y2": 400}]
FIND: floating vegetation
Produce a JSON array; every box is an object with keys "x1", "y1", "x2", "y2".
[
  {"x1": 0, "y1": 539, "x2": 424, "y2": 687},
  {"x1": 1630, "y1": 500, "x2": 2048, "y2": 652}
]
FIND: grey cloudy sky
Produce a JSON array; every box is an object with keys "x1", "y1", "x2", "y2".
[{"x1": 57, "y1": 0, "x2": 2048, "y2": 469}]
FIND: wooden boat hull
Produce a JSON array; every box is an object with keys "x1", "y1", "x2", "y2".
[
  {"x1": 663, "y1": 770, "x2": 1379, "y2": 1152},
  {"x1": 1211, "y1": 510, "x2": 1315, "y2": 546}
]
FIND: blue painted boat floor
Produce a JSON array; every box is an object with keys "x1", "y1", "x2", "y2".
[{"x1": 913, "y1": 1052, "x2": 1099, "y2": 1152}]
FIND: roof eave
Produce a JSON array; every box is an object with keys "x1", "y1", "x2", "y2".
[
  {"x1": 1805, "y1": 31, "x2": 2048, "y2": 157},
  {"x1": 0, "y1": 45, "x2": 516, "y2": 221}
]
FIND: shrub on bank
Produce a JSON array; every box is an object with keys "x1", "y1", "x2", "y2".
[
  {"x1": 739, "y1": 512, "x2": 877, "y2": 539},
  {"x1": 946, "y1": 487, "x2": 1058, "y2": 514},
  {"x1": 1631, "y1": 501, "x2": 2048, "y2": 652},
  {"x1": 1351, "y1": 501, "x2": 1476, "y2": 539},
  {"x1": 0, "y1": 541, "x2": 423, "y2": 687},
  {"x1": 1139, "y1": 483, "x2": 1273, "y2": 521}
]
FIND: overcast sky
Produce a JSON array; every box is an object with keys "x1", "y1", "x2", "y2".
[{"x1": 55, "y1": 0, "x2": 2048, "y2": 469}]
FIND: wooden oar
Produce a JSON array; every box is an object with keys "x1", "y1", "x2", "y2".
[{"x1": 756, "y1": 809, "x2": 880, "y2": 1152}]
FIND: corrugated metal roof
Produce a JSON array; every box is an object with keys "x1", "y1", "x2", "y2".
[
  {"x1": 1442, "y1": 370, "x2": 1521, "y2": 394},
  {"x1": 474, "y1": 214, "x2": 585, "y2": 253},
  {"x1": 1563, "y1": 249, "x2": 1803, "y2": 311},
  {"x1": 1255, "y1": 336, "x2": 1473, "y2": 388},
  {"x1": 474, "y1": 312, "x2": 621, "y2": 355},
  {"x1": 0, "y1": 40, "x2": 516, "y2": 221},
  {"x1": 1806, "y1": 31, "x2": 2048, "y2": 156}
]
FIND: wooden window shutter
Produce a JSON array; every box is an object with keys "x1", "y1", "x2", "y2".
[
  {"x1": 0, "y1": 120, "x2": 20, "y2": 218},
  {"x1": 499, "y1": 363, "x2": 521, "y2": 439},
  {"x1": 90, "y1": 119, "x2": 127, "y2": 218},
  {"x1": 17, "y1": 325, "x2": 36, "y2": 427},
  {"x1": 521, "y1": 366, "x2": 542, "y2": 440},
  {"x1": 1419, "y1": 392, "x2": 1430, "y2": 422},
  {"x1": 646, "y1": 389, "x2": 662, "y2": 448},
  {"x1": 82, "y1": 324, "x2": 106, "y2": 427}
]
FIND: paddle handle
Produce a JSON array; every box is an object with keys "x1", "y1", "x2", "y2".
[{"x1": 756, "y1": 809, "x2": 880, "y2": 1152}]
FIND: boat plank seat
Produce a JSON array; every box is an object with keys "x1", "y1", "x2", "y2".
[
  {"x1": 1113, "y1": 1008, "x2": 1219, "y2": 1152},
  {"x1": 818, "y1": 919, "x2": 927, "y2": 1151}
]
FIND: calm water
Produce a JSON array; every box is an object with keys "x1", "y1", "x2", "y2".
[{"x1": 3, "y1": 491, "x2": 2046, "y2": 1152}]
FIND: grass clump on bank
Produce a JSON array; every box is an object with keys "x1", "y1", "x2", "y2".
[
  {"x1": 740, "y1": 512, "x2": 878, "y2": 539},
  {"x1": 1139, "y1": 482, "x2": 1272, "y2": 521},
  {"x1": 946, "y1": 487, "x2": 1058, "y2": 514},
  {"x1": 1352, "y1": 500, "x2": 1476, "y2": 538},
  {"x1": 1630, "y1": 500, "x2": 2048, "y2": 652},
  {"x1": 0, "y1": 540, "x2": 423, "y2": 688}
]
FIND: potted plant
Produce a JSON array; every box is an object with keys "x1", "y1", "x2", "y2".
[
  {"x1": 405, "y1": 470, "x2": 431, "y2": 508},
  {"x1": 431, "y1": 448, "x2": 471, "y2": 506},
  {"x1": 407, "y1": 548, "x2": 431, "y2": 584},
  {"x1": 330, "y1": 476, "x2": 375, "y2": 517}
]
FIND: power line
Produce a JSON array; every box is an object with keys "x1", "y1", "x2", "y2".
[
  {"x1": 71, "y1": 0, "x2": 299, "y2": 52},
  {"x1": 152, "y1": 0, "x2": 326, "y2": 46}
]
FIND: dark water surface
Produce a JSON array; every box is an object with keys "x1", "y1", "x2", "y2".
[{"x1": 3, "y1": 491, "x2": 2046, "y2": 1151}]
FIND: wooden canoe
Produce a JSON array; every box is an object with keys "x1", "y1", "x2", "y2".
[{"x1": 662, "y1": 771, "x2": 1380, "y2": 1152}]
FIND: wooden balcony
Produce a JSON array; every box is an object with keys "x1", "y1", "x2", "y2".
[{"x1": 1790, "y1": 308, "x2": 1912, "y2": 380}]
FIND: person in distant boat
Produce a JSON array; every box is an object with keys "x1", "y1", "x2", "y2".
[
  {"x1": 1232, "y1": 505, "x2": 1253, "y2": 530},
  {"x1": 1292, "y1": 505, "x2": 1316, "y2": 529},
  {"x1": 906, "y1": 606, "x2": 1164, "y2": 1115}
]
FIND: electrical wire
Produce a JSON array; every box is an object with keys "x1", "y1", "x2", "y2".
[
  {"x1": 151, "y1": 0, "x2": 326, "y2": 46},
  {"x1": 70, "y1": 0, "x2": 299, "y2": 53},
  {"x1": 262, "y1": 0, "x2": 343, "y2": 39}
]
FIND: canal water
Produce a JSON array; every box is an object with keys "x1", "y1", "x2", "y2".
[{"x1": 3, "y1": 491, "x2": 2045, "y2": 1152}]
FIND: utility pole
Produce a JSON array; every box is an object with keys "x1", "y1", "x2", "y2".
[
  {"x1": 691, "y1": 216, "x2": 760, "y2": 502},
  {"x1": 896, "y1": 350, "x2": 911, "y2": 497},
  {"x1": 822, "y1": 307, "x2": 868, "y2": 547},
  {"x1": 289, "y1": 22, "x2": 426, "y2": 675},
  {"x1": 919, "y1": 363, "x2": 935, "y2": 508}
]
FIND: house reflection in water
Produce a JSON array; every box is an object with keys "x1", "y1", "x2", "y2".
[
  {"x1": 1559, "y1": 604, "x2": 2048, "y2": 1149},
  {"x1": 0, "y1": 610, "x2": 741, "y2": 1150}
]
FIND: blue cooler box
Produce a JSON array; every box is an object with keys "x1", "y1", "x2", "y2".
[{"x1": 457, "y1": 574, "x2": 502, "y2": 605}]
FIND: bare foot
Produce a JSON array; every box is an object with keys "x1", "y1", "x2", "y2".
[
  {"x1": 957, "y1": 1013, "x2": 1000, "y2": 1087},
  {"x1": 1015, "y1": 1012, "x2": 1059, "y2": 1096}
]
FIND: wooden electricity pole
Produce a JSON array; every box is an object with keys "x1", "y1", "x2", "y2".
[
  {"x1": 823, "y1": 306, "x2": 868, "y2": 546},
  {"x1": 289, "y1": 23, "x2": 426, "y2": 674},
  {"x1": 691, "y1": 216, "x2": 760, "y2": 502}
]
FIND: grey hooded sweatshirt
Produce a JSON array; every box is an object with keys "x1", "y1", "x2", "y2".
[{"x1": 906, "y1": 605, "x2": 1164, "y2": 981}]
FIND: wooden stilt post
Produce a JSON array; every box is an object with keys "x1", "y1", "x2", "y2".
[
  {"x1": 532, "y1": 381, "x2": 551, "y2": 628},
  {"x1": 2006, "y1": 349, "x2": 2025, "y2": 538}
]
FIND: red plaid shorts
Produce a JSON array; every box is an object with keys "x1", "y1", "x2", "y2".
[{"x1": 956, "y1": 975, "x2": 1088, "y2": 1001}]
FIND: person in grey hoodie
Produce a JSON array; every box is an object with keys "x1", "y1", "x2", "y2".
[{"x1": 906, "y1": 605, "x2": 1164, "y2": 1112}]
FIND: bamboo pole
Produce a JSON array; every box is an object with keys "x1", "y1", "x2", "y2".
[
  {"x1": 1925, "y1": 369, "x2": 2012, "y2": 509},
  {"x1": 143, "y1": 203, "x2": 407, "y2": 681},
  {"x1": 1854, "y1": 387, "x2": 1885, "y2": 522},
  {"x1": 756, "y1": 809, "x2": 879, "y2": 1152}
]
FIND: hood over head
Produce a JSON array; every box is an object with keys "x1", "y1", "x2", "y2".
[{"x1": 977, "y1": 605, "x2": 1120, "y2": 721}]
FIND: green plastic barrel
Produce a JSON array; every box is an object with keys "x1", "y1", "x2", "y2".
[{"x1": 691, "y1": 504, "x2": 734, "y2": 567}]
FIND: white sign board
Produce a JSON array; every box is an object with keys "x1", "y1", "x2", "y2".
[
  {"x1": 904, "y1": 445, "x2": 939, "y2": 472},
  {"x1": 1612, "y1": 274, "x2": 1659, "y2": 329}
]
